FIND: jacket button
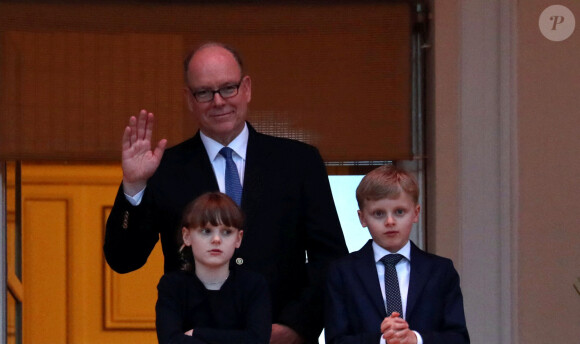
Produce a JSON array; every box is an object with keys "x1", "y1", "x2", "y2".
[{"x1": 122, "y1": 211, "x2": 129, "y2": 229}]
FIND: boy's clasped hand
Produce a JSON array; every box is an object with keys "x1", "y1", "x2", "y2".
[{"x1": 381, "y1": 312, "x2": 417, "y2": 344}]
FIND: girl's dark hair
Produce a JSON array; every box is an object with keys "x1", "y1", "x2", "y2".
[{"x1": 178, "y1": 192, "x2": 244, "y2": 271}]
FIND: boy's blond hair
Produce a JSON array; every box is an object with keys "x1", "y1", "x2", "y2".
[{"x1": 356, "y1": 164, "x2": 419, "y2": 209}]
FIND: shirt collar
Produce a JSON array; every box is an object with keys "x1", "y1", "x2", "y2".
[
  {"x1": 200, "y1": 123, "x2": 249, "y2": 161},
  {"x1": 373, "y1": 240, "x2": 411, "y2": 263}
]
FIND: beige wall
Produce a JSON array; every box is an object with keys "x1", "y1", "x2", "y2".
[
  {"x1": 517, "y1": 1, "x2": 580, "y2": 343},
  {"x1": 429, "y1": 0, "x2": 580, "y2": 343}
]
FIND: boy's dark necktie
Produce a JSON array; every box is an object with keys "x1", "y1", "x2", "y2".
[
  {"x1": 219, "y1": 147, "x2": 243, "y2": 206},
  {"x1": 380, "y1": 253, "x2": 404, "y2": 317}
]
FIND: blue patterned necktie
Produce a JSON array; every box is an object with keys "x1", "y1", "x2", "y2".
[
  {"x1": 219, "y1": 147, "x2": 243, "y2": 206},
  {"x1": 380, "y1": 253, "x2": 404, "y2": 317}
]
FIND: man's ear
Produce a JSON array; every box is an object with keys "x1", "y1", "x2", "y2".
[
  {"x1": 182, "y1": 227, "x2": 191, "y2": 246},
  {"x1": 242, "y1": 75, "x2": 251, "y2": 103},
  {"x1": 357, "y1": 210, "x2": 367, "y2": 227},
  {"x1": 184, "y1": 88, "x2": 195, "y2": 112}
]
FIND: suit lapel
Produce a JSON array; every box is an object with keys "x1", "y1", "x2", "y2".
[
  {"x1": 182, "y1": 133, "x2": 219, "y2": 192},
  {"x1": 240, "y1": 124, "x2": 269, "y2": 228},
  {"x1": 406, "y1": 242, "x2": 432, "y2": 318},
  {"x1": 354, "y1": 240, "x2": 388, "y2": 318}
]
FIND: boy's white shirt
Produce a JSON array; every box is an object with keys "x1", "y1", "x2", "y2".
[{"x1": 373, "y1": 240, "x2": 423, "y2": 344}]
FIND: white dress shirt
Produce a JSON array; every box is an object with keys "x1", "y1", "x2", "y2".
[
  {"x1": 373, "y1": 240, "x2": 423, "y2": 344},
  {"x1": 125, "y1": 123, "x2": 249, "y2": 205},
  {"x1": 199, "y1": 123, "x2": 248, "y2": 193}
]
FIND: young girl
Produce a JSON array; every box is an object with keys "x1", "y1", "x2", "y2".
[{"x1": 155, "y1": 192, "x2": 271, "y2": 344}]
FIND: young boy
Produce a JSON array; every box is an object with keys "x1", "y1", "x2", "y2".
[{"x1": 325, "y1": 165, "x2": 469, "y2": 344}]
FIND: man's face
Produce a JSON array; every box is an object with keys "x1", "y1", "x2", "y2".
[
  {"x1": 184, "y1": 46, "x2": 251, "y2": 145},
  {"x1": 357, "y1": 192, "x2": 420, "y2": 253}
]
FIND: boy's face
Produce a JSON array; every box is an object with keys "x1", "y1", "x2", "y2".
[
  {"x1": 182, "y1": 224, "x2": 243, "y2": 270},
  {"x1": 358, "y1": 192, "x2": 420, "y2": 253}
]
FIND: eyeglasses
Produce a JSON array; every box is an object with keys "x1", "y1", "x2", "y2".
[{"x1": 188, "y1": 79, "x2": 243, "y2": 103}]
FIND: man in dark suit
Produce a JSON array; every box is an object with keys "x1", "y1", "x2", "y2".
[
  {"x1": 324, "y1": 165, "x2": 469, "y2": 344},
  {"x1": 104, "y1": 42, "x2": 348, "y2": 344}
]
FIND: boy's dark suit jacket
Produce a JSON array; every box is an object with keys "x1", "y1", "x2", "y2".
[
  {"x1": 104, "y1": 123, "x2": 348, "y2": 342},
  {"x1": 325, "y1": 240, "x2": 469, "y2": 344}
]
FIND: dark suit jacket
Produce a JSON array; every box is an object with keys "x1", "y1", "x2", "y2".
[
  {"x1": 156, "y1": 267, "x2": 271, "y2": 344},
  {"x1": 104, "y1": 123, "x2": 348, "y2": 342},
  {"x1": 325, "y1": 240, "x2": 469, "y2": 344}
]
